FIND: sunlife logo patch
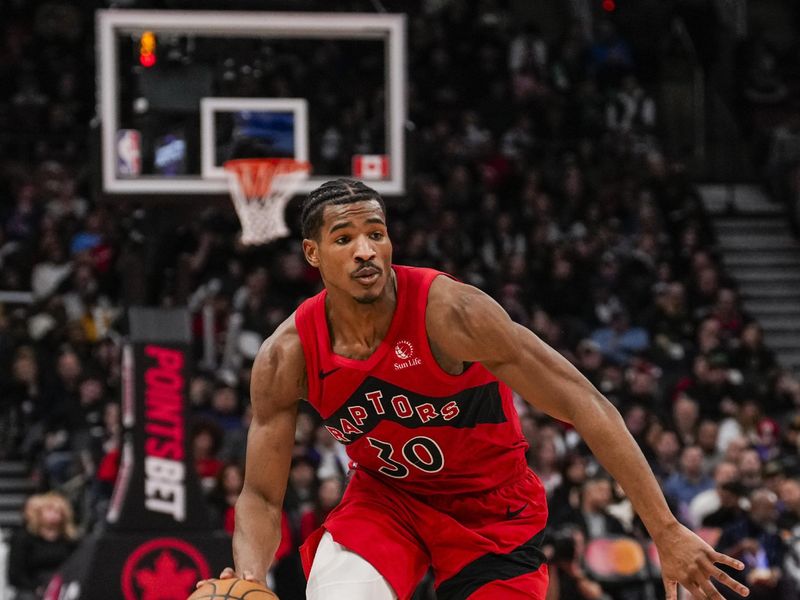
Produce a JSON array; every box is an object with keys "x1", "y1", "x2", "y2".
[{"x1": 394, "y1": 340, "x2": 414, "y2": 360}]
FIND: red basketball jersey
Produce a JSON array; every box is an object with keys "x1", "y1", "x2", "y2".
[{"x1": 295, "y1": 265, "x2": 533, "y2": 496}]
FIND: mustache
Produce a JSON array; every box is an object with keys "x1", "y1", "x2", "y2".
[{"x1": 351, "y1": 262, "x2": 381, "y2": 277}]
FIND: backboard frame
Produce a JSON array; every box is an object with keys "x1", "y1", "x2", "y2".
[{"x1": 96, "y1": 10, "x2": 407, "y2": 196}]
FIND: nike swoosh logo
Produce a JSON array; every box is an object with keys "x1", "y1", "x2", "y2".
[
  {"x1": 505, "y1": 503, "x2": 528, "y2": 519},
  {"x1": 319, "y1": 367, "x2": 341, "y2": 380}
]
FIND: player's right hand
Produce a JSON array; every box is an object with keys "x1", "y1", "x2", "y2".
[
  {"x1": 656, "y1": 522, "x2": 749, "y2": 599},
  {"x1": 195, "y1": 567, "x2": 259, "y2": 589}
]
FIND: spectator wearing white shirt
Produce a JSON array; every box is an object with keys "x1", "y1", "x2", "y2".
[{"x1": 30, "y1": 236, "x2": 72, "y2": 300}]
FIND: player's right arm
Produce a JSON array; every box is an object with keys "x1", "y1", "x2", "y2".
[{"x1": 231, "y1": 315, "x2": 305, "y2": 582}]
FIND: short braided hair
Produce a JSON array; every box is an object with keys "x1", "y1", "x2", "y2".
[{"x1": 301, "y1": 178, "x2": 386, "y2": 239}]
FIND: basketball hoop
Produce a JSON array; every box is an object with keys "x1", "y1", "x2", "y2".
[{"x1": 223, "y1": 158, "x2": 310, "y2": 245}]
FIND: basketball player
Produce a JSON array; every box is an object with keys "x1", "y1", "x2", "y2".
[{"x1": 215, "y1": 180, "x2": 750, "y2": 599}]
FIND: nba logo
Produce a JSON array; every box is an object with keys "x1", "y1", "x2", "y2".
[{"x1": 117, "y1": 129, "x2": 142, "y2": 177}]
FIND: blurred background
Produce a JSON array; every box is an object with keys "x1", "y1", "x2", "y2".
[{"x1": 1, "y1": 0, "x2": 800, "y2": 599}]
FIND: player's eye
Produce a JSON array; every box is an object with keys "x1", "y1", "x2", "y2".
[
  {"x1": 370, "y1": 231, "x2": 384, "y2": 241},
  {"x1": 334, "y1": 236, "x2": 349, "y2": 245}
]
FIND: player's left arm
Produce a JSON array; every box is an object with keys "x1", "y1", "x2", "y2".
[{"x1": 426, "y1": 276, "x2": 749, "y2": 600}]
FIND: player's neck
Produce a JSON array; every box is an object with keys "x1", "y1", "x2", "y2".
[{"x1": 325, "y1": 271, "x2": 397, "y2": 356}]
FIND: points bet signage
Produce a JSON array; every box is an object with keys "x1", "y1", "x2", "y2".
[{"x1": 108, "y1": 308, "x2": 210, "y2": 531}]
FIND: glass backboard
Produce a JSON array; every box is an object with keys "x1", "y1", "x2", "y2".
[{"x1": 97, "y1": 11, "x2": 406, "y2": 196}]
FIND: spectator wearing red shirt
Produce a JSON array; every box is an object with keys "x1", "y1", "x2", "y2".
[{"x1": 191, "y1": 419, "x2": 224, "y2": 492}]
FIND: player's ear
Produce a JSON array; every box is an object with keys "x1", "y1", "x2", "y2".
[{"x1": 302, "y1": 238, "x2": 320, "y2": 268}]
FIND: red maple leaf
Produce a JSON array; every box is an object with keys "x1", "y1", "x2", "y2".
[{"x1": 135, "y1": 550, "x2": 198, "y2": 600}]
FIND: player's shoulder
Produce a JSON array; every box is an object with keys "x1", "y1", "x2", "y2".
[
  {"x1": 428, "y1": 273, "x2": 490, "y2": 323},
  {"x1": 250, "y1": 313, "x2": 307, "y2": 409},
  {"x1": 252, "y1": 312, "x2": 305, "y2": 372},
  {"x1": 426, "y1": 275, "x2": 518, "y2": 364},
  {"x1": 250, "y1": 312, "x2": 307, "y2": 399}
]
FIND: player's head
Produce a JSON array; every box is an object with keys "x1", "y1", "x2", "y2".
[{"x1": 301, "y1": 179, "x2": 391, "y2": 304}]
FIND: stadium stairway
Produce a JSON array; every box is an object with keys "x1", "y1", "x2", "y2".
[
  {"x1": 700, "y1": 184, "x2": 800, "y2": 376},
  {"x1": 0, "y1": 460, "x2": 35, "y2": 530}
]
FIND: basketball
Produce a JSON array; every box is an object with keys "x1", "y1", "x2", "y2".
[{"x1": 187, "y1": 578, "x2": 279, "y2": 600}]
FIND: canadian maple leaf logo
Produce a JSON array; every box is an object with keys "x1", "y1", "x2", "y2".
[
  {"x1": 122, "y1": 538, "x2": 211, "y2": 600},
  {"x1": 134, "y1": 550, "x2": 198, "y2": 600}
]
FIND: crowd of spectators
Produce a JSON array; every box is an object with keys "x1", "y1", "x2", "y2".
[{"x1": 2, "y1": 1, "x2": 800, "y2": 600}]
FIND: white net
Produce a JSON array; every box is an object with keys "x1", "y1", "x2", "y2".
[{"x1": 224, "y1": 159, "x2": 310, "y2": 245}]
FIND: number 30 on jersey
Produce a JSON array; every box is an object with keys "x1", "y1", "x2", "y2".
[{"x1": 367, "y1": 436, "x2": 445, "y2": 478}]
